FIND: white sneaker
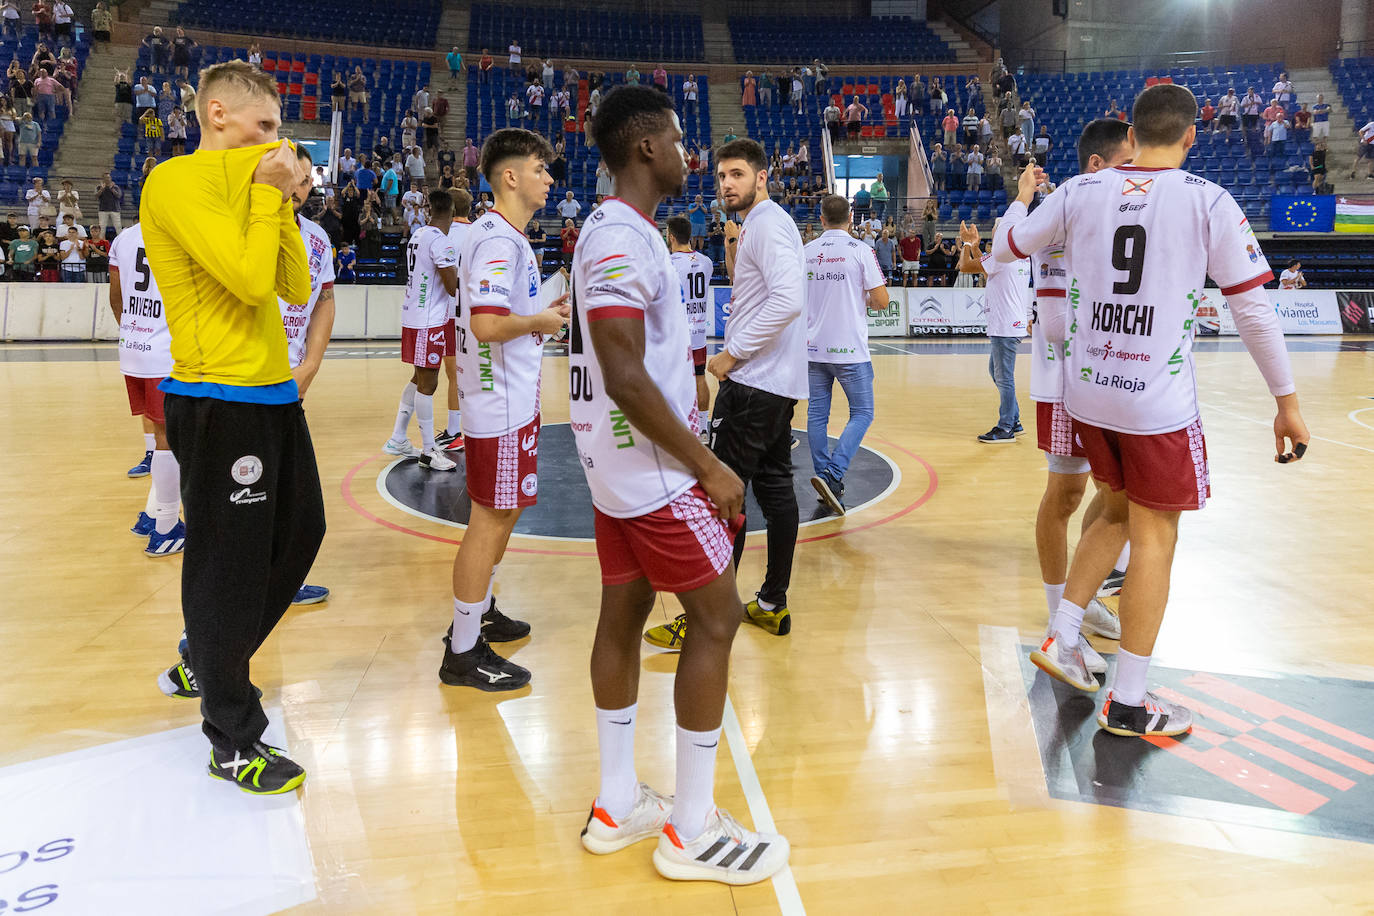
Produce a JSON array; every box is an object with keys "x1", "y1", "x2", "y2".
[
  {"x1": 1098, "y1": 689, "x2": 1194, "y2": 737},
  {"x1": 1082, "y1": 598, "x2": 1121, "y2": 640},
  {"x1": 1078, "y1": 635, "x2": 1107, "y2": 675},
  {"x1": 1029, "y1": 632, "x2": 1100, "y2": 692},
  {"x1": 383, "y1": 437, "x2": 421, "y2": 458},
  {"x1": 580, "y1": 782, "x2": 671, "y2": 855},
  {"x1": 653, "y1": 807, "x2": 790, "y2": 885},
  {"x1": 419, "y1": 449, "x2": 457, "y2": 471}
]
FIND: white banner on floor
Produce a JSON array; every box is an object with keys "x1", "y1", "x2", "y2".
[{"x1": 0, "y1": 713, "x2": 314, "y2": 914}]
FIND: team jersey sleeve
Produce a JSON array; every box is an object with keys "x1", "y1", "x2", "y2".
[
  {"x1": 429, "y1": 230, "x2": 457, "y2": 270},
  {"x1": 318, "y1": 240, "x2": 336, "y2": 287},
  {"x1": 859, "y1": 246, "x2": 885, "y2": 290},
  {"x1": 996, "y1": 188, "x2": 1066, "y2": 264},
  {"x1": 981, "y1": 252, "x2": 1003, "y2": 278},
  {"x1": 464, "y1": 236, "x2": 524, "y2": 316},
  {"x1": 1206, "y1": 191, "x2": 1273, "y2": 294},
  {"x1": 580, "y1": 225, "x2": 653, "y2": 321}
]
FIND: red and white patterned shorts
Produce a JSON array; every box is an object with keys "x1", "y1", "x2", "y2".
[
  {"x1": 125, "y1": 375, "x2": 166, "y2": 423},
  {"x1": 594, "y1": 485, "x2": 743, "y2": 593},
  {"x1": 400, "y1": 324, "x2": 453, "y2": 368},
  {"x1": 1036, "y1": 400, "x2": 1087, "y2": 458},
  {"x1": 464, "y1": 415, "x2": 541, "y2": 510},
  {"x1": 1074, "y1": 418, "x2": 1211, "y2": 511}
]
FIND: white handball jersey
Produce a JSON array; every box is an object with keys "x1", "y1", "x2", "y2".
[
  {"x1": 447, "y1": 218, "x2": 471, "y2": 319},
  {"x1": 1002, "y1": 166, "x2": 1273, "y2": 435},
  {"x1": 457, "y1": 209, "x2": 545, "y2": 438},
  {"x1": 279, "y1": 215, "x2": 336, "y2": 370},
  {"x1": 109, "y1": 224, "x2": 172, "y2": 379},
  {"x1": 570, "y1": 199, "x2": 698, "y2": 517},
  {"x1": 982, "y1": 251, "x2": 1031, "y2": 338},
  {"x1": 1029, "y1": 242, "x2": 1068, "y2": 402},
  {"x1": 671, "y1": 248, "x2": 712, "y2": 352},
  {"x1": 803, "y1": 228, "x2": 884, "y2": 364},
  {"x1": 401, "y1": 224, "x2": 456, "y2": 330}
]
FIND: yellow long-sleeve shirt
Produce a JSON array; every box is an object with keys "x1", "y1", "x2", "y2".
[{"x1": 141, "y1": 143, "x2": 312, "y2": 396}]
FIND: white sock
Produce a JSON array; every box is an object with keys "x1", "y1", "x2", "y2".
[
  {"x1": 447, "y1": 408, "x2": 461, "y2": 436},
  {"x1": 1043, "y1": 582, "x2": 1065, "y2": 618},
  {"x1": 451, "y1": 596, "x2": 484, "y2": 654},
  {"x1": 1115, "y1": 542, "x2": 1131, "y2": 572},
  {"x1": 142, "y1": 432, "x2": 155, "y2": 451},
  {"x1": 391, "y1": 382, "x2": 417, "y2": 442},
  {"x1": 1112, "y1": 648, "x2": 1151, "y2": 706},
  {"x1": 595, "y1": 704, "x2": 639, "y2": 819},
  {"x1": 671, "y1": 724, "x2": 721, "y2": 841},
  {"x1": 415, "y1": 393, "x2": 436, "y2": 452},
  {"x1": 1050, "y1": 598, "x2": 1085, "y2": 644},
  {"x1": 755, "y1": 598, "x2": 776, "y2": 612},
  {"x1": 151, "y1": 449, "x2": 181, "y2": 535},
  {"x1": 143, "y1": 478, "x2": 158, "y2": 516}
]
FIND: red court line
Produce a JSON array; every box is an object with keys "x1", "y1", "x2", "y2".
[
  {"x1": 1184, "y1": 673, "x2": 1374, "y2": 756},
  {"x1": 1143, "y1": 736, "x2": 1331, "y2": 816},
  {"x1": 1154, "y1": 687, "x2": 1257, "y2": 734},
  {"x1": 1233, "y1": 733, "x2": 1358, "y2": 791},
  {"x1": 1259, "y1": 721, "x2": 1374, "y2": 776}
]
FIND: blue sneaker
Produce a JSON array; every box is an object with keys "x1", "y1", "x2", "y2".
[
  {"x1": 131, "y1": 512, "x2": 156, "y2": 537},
  {"x1": 128, "y1": 450, "x2": 153, "y2": 478},
  {"x1": 292, "y1": 584, "x2": 330, "y2": 605},
  {"x1": 145, "y1": 520, "x2": 186, "y2": 557}
]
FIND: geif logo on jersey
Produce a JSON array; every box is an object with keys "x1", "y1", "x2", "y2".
[{"x1": 1121, "y1": 177, "x2": 1153, "y2": 196}]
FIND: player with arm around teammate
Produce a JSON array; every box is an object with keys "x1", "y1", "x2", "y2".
[{"x1": 997, "y1": 84, "x2": 1309, "y2": 737}]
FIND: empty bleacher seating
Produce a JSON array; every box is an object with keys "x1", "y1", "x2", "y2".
[
  {"x1": 729, "y1": 16, "x2": 953, "y2": 65},
  {"x1": 170, "y1": 0, "x2": 440, "y2": 48},
  {"x1": 469, "y1": 5, "x2": 704, "y2": 62}
]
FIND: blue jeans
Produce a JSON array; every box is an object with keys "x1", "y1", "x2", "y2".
[
  {"x1": 807, "y1": 361, "x2": 875, "y2": 483},
  {"x1": 988, "y1": 336, "x2": 1020, "y2": 431},
  {"x1": 34, "y1": 95, "x2": 55, "y2": 121}
]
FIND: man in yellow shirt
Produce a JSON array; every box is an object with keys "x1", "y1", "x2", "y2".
[{"x1": 141, "y1": 60, "x2": 319, "y2": 796}]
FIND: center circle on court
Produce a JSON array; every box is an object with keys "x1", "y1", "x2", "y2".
[{"x1": 376, "y1": 423, "x2": 899, "y2": 541}]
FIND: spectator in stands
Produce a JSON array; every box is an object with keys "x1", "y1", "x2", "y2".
[
  {"x1": 157, "y1": 79, "x2": 175, "y2": 123},
  {"x1": 548, "y1": 136, "x2": 567, "y2": 187},
  {"x1": 329, "y1": 72, "x2": 347, "y2": 112},
  {"x1": 1312, "y1": 94, "x2": 1331, "y2": 141},
  {"x1": 354, "y1": 157, "x2": 376, "y2": 195},
  {"x1": 742, "y1": 71, "x2": 756, "y2": 107},
  {"x1": 893, "y1": 78, "x2": 908, "y2": 120},
  {"x1": 965, "y1": 74, "x2": 981, "y2": 97},
  {"x1": 247, "y1": 42, "x2": 261, "y2": 68},
  {"x1": 928, "y1": 78, "x2": 945, "y2": 116},
  {"x1": 688, "y1": 194, "x2": 708, "y2": 249},
  {"x1": 438, "y1": 164, "x2": 455, "y2": 190},
  {"x1": 166, "y1": 106, "x2": 187, "y2": 155},
  {"x1": 507, "y1": 39, "x2": 521, "y2": 75},
  {"x1": 1104, "y1": 99, "x2": 1125, "y2": 121},
  {"x1": 961, "y1": 107, "x2": 979, "y2": 146},
  {"x1": 32, "y1": 42, "x2": 55, "y2": 75},
  {"x1": 1218, "y1": 88, "x2": 1239, "y2": 141},
  {"x1": 478, "y1": 49, "x2": 493, "y2": 83},
  {"x1": 461, "y1": 138, "x2": 479, "y2": 186},
  {"x1": 422, "y1": 107, "x2": 440, "y2": 153},
  {"x1": 1017, "y1": 101, "x2": 1035, "y2": 141},
  {"x1": 930, "y1": 143, "x2": 947, "y2": 191},
  {"x1": 551, "y1": 84, "x2": 570, "y2": 125},
  {"x1": 138, "y1": 106, "x2": 163, "y2": 157},
  {"x1": 966, "y1": 145, "x2": 984, "y2": 192},
  {"x1": 791, "y1": 69, "x2": 804, "y2": 114},
  {"x1": 756, "y1": 69, "x2": 773, "y2": 108},
  {"x1": 562, "y1": 64, "x2": 579, "y2": 102},
  {"x1": 870, "y1": 173, "x2": 889, "y2": 220},
  {"x1": 142, "y1": 26, "x2": 167, "y2": 71},
  {"x1": 800, "y1": 62, "x2": 814, "y2": 98},
  {"x1": 338, "y1": 148, "x2": 357, "y2": 185},
  {"x1": 911, "y1": 75, "x2": 926, "y2": 114},
  {"x1": 556, "y1": 189, "x2": 580, "y2": 222},
  {"x1": 778, "y1": 67, "x2": 792, "y2": 109},
  {"x1": 813, "y1": 59, "x2": 829, "y2": 96},
  {"x1": 55, "y1": 178, "x2": 77, "y2": 220},
  {"x1": 1280, "y1": 260, "x2": 1306, "y2": 289},
  {"x1": 172, "y1": 27, "x2": 197, "y2": 80},
  {"x1": 1293, "y1": 103, "x2": 1312, "y2": 141},
  {"x1": 32, "y1": 68, "x2": 58, "y2": 123},
  {"x1": 1241, "y1": 87, "x2": 1263, "y2": 135},
  {"x1": 769, "y1": 149, "x2": 783, "y2": 177},
  {"x1": 359, "y1": 191, "x2": 383, "y2": 255},
  {"x1": 852, "y1": 182, "x2": 871, "y2": 220},
  {"x1": 52, "y1": 0, "x2": 73, "y2": 43},
  {"x1": 1033, "y1": 126, "x2": 1051, "y2": 161},
  {"x1": 1273, "y1": 72, "x2": 1294, "y2": 113},
  {"x1": 446, "y1": 47, "x2": 462, "y2": 85},
  {"x1": 1263, "y1": 96, "x2": 1285, "y2": 129},
  {"x1": 96, "y1": 172, "x2": 121, "y2": 236},
  {"x1": 1199, "y1": 98, "x2": 1215, "y2": 133},
  {"x1": 412, "y1": 84, "x2": 431, "y2": 118},
  {"x1": 948, "y1": 145, "x2": 966, "y2": 191},
  {"x1": 506, "y1": 90, "x2": 524, "y2": 126},
  {"x1": 526, "y1": 78, "x2": 545, "y2": 129},
  {"x1": 335, "y1": 244, "x2": 356, "y2": 282},
  {"x1": 133, "y1": 75, "x2": 156, "y2": 123},
  {"x1": 707, "y1": 218, "x2": 724, "y2": 265},
  {"x1": 1, "y1": 0, "x2": 19, "y2": 40},
  {"x1": 595, "y1": 160, "x2": 612, "y2": 199},
  {"x1": 139, "y1": 155, "x2": 155, "y2": 187},
  {"x1": 404, "y1": 145, "x2": 425, "y2": 182},
  {"x1": 1007, "y1": 129, "x2": 1028, "y2": 169},
  {"x1": 16, "y1": 113, "x2": 39, "y2": 167},
  {"x1": 685, "y1": 146, "x2": 701, "y2": 176},
  {"x1": 380, "y1": 159, "x2": 401, "y2": 217},
  {"x1": 1308, "y1": 139, "x2": 1327, "y2": 192},
  {"x1": 653, "y1": 64, "x2": 667, "y2": 92},
  {"x1": 58, "y1": 225, "x2": 84, "y2": 281},
  {"x1": 0, "y1": 99, "x2": 14, "y2": 162},
  {"x1": 526, "y1": 218, "x2": 546, "y2": 268},
  {"x1": 349, "y1": 67, "x2": 368, "y2": 117},
  {"x1": 1265, "y1": 116, "x2": 1289, "y2": 158},
  {"x1": 941, "y1": 108, "x2": 958, "y2": 147},
  {"x1": 722, "y1": 128, "x2": 737, "y2": 143},
  {"x1": 823, "y1": 98, "x2": 842, "y2": 143},
  {"x1": 846, "y1": 96, "x2": 868, "y2": 139},
  {"x1": 767, "y1": 171, "x2": 784, "y2": 204},
  {"x1": 625, "y1": 63, "x2": 640, "y2": 85},
  {"x1": 899, "y1": 224, "x2": 922, "y2": 286},
  {"x1": 553, "y1": 217, "x2": 577, "y2": 268},
  {"x1": 985, "y1": 146, "x2": 1003, "y2": 191},
  {"x1": 401, "y1": 180, "x2": 425, "y2": 235},
  {"x1": 682, "y1": 73, "x2": 699, "y2": 115},
  {"x1": 587, "y1": 83, "x2": 603, "y2": 120},
  {"x1": 978, "y1": 114, "x2": 993, "y2": 150},
  {"x1": 8, "y1": 225, "x2": 35, "y2": 280},
  {"x1": 338, "y1": 181, "x2": 360, "y2": 242},
  {"x1": 25, "y1": 176, "x2": 48, "y2": 222},
  {"x1": 177, "y1": 78, "x2": 196, "y2": 123},
  {"x1": 400, "y1": 109, "x2": 418, "y2": 150},
  {"x1": 32, "y1": 1, "x2": 52, "y2": 41},
  {"x1": 875, "y1": 228, "x2": 897, "y2": 282},
  {"x1": 999, "y1": 92, "x2": 1016, "y2": 139},
  {"x1": 709, "y1": 194, "x2": 725, "y2": 224}
]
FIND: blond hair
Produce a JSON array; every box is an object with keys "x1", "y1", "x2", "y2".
[{"x1": 195, "y1": 59, "x2": 279, "y2": 124}]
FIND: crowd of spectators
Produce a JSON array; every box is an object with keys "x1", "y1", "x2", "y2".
[{"x1": 0, "y1": 200, "x2": 111, "y2": 281}]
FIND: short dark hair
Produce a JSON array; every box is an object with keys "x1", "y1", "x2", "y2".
[
  {"x1": 716, "y1": 137, "x2": 767, "y2": 174},
  {"x1": 820, "y1": 194, "x2": 850, "y2": 227},
  {"x1": 1076, "y1": 118, "x2": 1132, "y2": 172},
  {"x1": 666, "y1": 215, "x2": 692, "y2": 245},
  {"x1": 449, "y1": 187, "x2": 472, "y2": 220},
  {"x1": 479, "y1": 127, "x2": 553, "y2": 182},
  {"x1": 590, "y1": 84, "x2": 675, "y2": 172},
  {"x1": 294, "y1": 143, "x2": 313, "y2": 163},
  {"x1": 1131, "y1": 84, "x2": 1198, "y2": 148},
  {"x1": 429, "y1": 189, "x2": 453, "y2": 217}
]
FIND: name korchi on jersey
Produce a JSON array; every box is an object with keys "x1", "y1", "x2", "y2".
[
  {"x1": 670, "y1": 248, "x2": 712, "y2": 357},
  {"x1": 110, "y1": 224, "x2": 172, "y2": 380},
  {"x1": 1005, "y1": 166, "x2": 1272, "y2": 436},
  {"x1": 570, "y1": 198, "x2": 699, "y2": 519},
  {"x1": 279, "y1": 215, "x2": 335, "y2": 371},
  {"x1": 457, "y1": 209, "x2": 545, "y2": 438}
]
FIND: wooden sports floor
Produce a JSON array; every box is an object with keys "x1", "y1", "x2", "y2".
[{"x1": 2, "y1": 337, "x2": 1373, "y2": 914}]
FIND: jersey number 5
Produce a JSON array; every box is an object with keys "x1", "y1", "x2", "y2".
[
  {"x1": 134, "y1": 247, "x2": 152, "y2": 292},
  {"x1": 1111, "y1": 225, "x2": 1146, "y2": 296}
]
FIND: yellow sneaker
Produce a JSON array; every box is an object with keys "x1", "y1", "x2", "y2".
[
  {"x1": 643, "y1": 613, "x2": 689, "y2": 651},
  {"x1": 744, "y1": 600, "x2": 791, "y2": 636}
]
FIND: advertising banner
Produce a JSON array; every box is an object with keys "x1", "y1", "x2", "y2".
[
  {"x1": 1338, "y1": 291, "x2": 1374, "y2": 333},
  {"x1": 906, "y1": 288, "x2": 989, "y2": 335},
  {"x1": 865, "y1": 288, "x2": 908, "y2": 337},
  {"x1": 1196, "y1": 288, "x2": 1342, "y2": 336}
]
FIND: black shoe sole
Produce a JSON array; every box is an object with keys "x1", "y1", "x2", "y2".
[
  {"x1": 438, "y1": 663, "x2": 532, "y2": 691},
  {"x1": 482, "y1": 620, "x2": 531, "y2": 642}
]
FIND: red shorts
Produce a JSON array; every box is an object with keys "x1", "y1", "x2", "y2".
[
  {"x1": 464, "y1": 415, "x2": 541, "y2": 510},
  {"x1": 1037, "y1": 400, "x2": 1086, "y2": 458},
  {"x1": 401, "y1": 325, "x2": 452, "y2": 368},
  {"x1": 594, "y1": 485, "x2": 743, "y2": 593},
  {"x1": 1075, "y1": 419, "x2": 1210, "y2": 511},
  {"x1": 125, "y1": 375, "x2": 166, "y2": 424}
]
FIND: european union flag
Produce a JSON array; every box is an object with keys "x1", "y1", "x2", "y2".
[{"x1": 1271, "y1": 195, "x2": 1336, "y2": 232}]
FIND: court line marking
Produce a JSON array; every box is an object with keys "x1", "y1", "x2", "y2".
[
  {"x1": 722, "y1": 696, "x2": 806, "y2": 916},
  {"x1": 1199, "y1": 400, "x2": 1374, "y2": 456},
  {"x1": 1348, "y1": 406, "x2": 1374, "y2": 433}
]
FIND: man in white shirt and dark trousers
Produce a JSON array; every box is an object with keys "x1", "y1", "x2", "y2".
[
  {"x1": 803, "y1": 193, "x2": 887, "y2": 516},
  {"x1": 704, "y1": 138, "x2": 806, "y2": 637},
  {"x1": 958, "y1": 220, "x2": 1031, "y2": 442}
]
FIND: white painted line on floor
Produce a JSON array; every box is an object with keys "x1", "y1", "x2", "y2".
[
  {"x1": 1200, "y1": 400, "x2": 1374, "y2": 455},
  {"x1": 722, "y1": 696, "x2": 806, "y2": 916},
  {"x1": 1347, "y1": 406, "x2": 1374, "y2": 433}
]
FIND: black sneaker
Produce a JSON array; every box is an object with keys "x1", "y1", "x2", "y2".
[
  {"x1": 482, "y1": 600, "x2": 531, "y2": 642},
  {"x1": 1098, "y1": 567, "x2": 1126, "y2": 597},
  {"x1": 157, "y1": 653, "x2": 262, "y2": 700},
  {"x1": 435, "y1": 429, "x2": 459, "y2": 448},
  {"x1": 1012, "y1": 422, "x2": 1025, "y2": 436},
  {"x1": 977, "y1": 427, "x2": 1016, "y2": 444},
  {"x1": 208, "y1": 741, "x2": 306, "y2": 795},
  {"x1": 439, "y1": 637, "x2": 531, "y2": 691},
  {"x1": 810, "y1": 473, "x2": 845, "y2": 516},
  {"x1": 1097, "y1": 690, "x2": 1193, "y2": 738}
]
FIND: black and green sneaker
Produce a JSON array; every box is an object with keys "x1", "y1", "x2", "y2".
[
  {"x1": 208, "y1": 741, "x2": 306, "y2": 795},
  {"x1": 158, "y1": 658, "x2": 199, "y2": 698}
]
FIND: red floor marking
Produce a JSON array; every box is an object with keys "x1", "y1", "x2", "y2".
[
  {"x1": 1259, "y1": 721, "x2": 1374, "y2": 776},
  {"x1": 1184, "y1": 673, "x2": 1374, "y2": 757},
  {"x1": 1233, "y1": 733, "x2": 1358, "y2": 791},
  {"x1": 1154, "y1": 687, "x2": 1257, "y2": 734},
  {"x1": 1143, "y1": 736, "x2": 1331, "y2": 815}
]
